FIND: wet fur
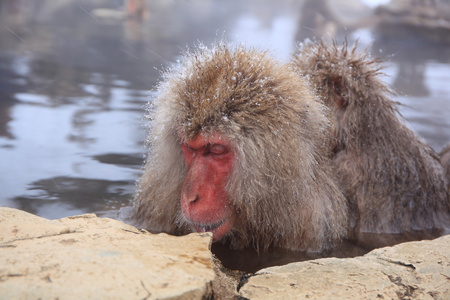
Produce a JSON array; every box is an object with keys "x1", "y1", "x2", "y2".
[
  {"x1": 292, "y1": 41, "x2": 450, "y2": 245},
  {"x1": 132, "y1": 43, "x2": 348, "y2": 252}
]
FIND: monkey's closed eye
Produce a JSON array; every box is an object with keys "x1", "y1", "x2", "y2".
[
  {"x1": 184, "y1": 143, "x2": 195, "y2": 150},
  {"x1": 181, "y1": 143, "x2": 197, "y2": 155},
  {"x1": 207, "y1": 144, "x2": 229, "y2": 155}
]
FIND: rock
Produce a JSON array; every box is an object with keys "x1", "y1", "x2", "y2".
[
  {"x1": 0, "y1": 207, "x2": 215, "y2": 299},
  {"x1": 1, "y1": 207, "x2": 449, "y2": 299},
  {"x1": 239, "y1": 235, "x2": 450, "y2": 299},
  {"x1": 0, "y1": 206, "x2": 72, "y2": 243}
]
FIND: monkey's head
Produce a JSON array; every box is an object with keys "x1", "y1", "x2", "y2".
[
  {"x1": 135, "y1": 43, "x2": 346, "y2": 252},
  {"x1": 292, "y1": 40, "x2": 387, "y2": 108},
  {"x1": 292, "y1": 40, "x2": 397, "y2": 152}
]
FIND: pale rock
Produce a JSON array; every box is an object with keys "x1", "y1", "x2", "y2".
[
  {"x1": 239, "y1": 235, "x2": 450, "y2": 299},
  {"x1": 0, "y1": 207, "x2": 215, "y2": 300},
  {"x1": 1, "y1": 207, "x2": 449, "y2": 300},
  {"x1": 0, "y1": 206, "x2": 71, "y2": 243}
]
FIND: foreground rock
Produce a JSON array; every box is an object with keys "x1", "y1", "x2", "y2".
[
  {"x1": 0, "y1": 207, "x2": 215, "y2": 299},
  {"x1": 1, "y1": 207, "x2": 449, "y2": 299},
  {"x1": 239, "y1": 235, "x2": 450, "y2": 299}
]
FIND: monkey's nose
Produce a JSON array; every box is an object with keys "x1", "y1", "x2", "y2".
[{"x1": 188, "y1": 195, "x2": 200, "y2": 204}]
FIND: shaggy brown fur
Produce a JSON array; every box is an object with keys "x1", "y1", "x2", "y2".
[
  {"x1": 132, "y1": 43, "x2": 348, "y2": 252},
  {"x1": 440, "y1": 144, "x2": 450, "y2": 183},
  {"x1": 292, "y1": 41, "x2": 450, "y2": 246}
]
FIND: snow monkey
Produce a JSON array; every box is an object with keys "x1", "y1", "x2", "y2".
[
  {"x1": 293, "y1": 41, "x2": 450, "y2": 248},
  {"x1": 132, "y1": 44, "x2": 348, "y2": 252}
]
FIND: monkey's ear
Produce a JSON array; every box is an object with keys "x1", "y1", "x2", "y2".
[{"x1": 330, "y1": 78, "x2": 348, "y2": 109}]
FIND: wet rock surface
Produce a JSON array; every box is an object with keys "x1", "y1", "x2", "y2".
[{"x1": 1, "y1": 207, "x2": 449, "y2": 299}]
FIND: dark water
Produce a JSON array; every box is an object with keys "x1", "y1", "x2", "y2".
[
  {"x1": 213, "y1": 229, "x2": 445, "y2": 273},
  {"x1": 0, "y1": 0, "x2": 449, "y2": 271}
]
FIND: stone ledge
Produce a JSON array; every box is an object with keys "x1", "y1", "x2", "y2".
[
  {"x1": 1, "y1": 207, "x2": 449, "y2": 299},
  {"x1": 239, "y1": 234, "x2": 450, "y2": 299},
  {"x1": 0, "y1": 207, "x2": 215, "y2": 299}
]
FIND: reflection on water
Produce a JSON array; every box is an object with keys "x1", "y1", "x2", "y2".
[
  {"x1": 0, "y1": 0, "x2": 449, "y2": 271},
  {"x1": 14, "y1": 176, "x2": 132, "y2": 219}
]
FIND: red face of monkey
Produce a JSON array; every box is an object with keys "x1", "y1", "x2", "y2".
[{"x1": 180, "y1": 132, "x2": 236, "y2": 241}]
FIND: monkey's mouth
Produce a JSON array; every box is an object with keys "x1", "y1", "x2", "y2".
[
  {"x1": 191, "y1": 219, "x2": 226, "y2": 233},
  {"x1": 188, "y1": 218, "x2": 234, "y2": 242}
]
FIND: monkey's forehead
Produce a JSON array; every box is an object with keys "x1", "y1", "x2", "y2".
[
  {"x1": 161, "y1": 45, "x2": 313, "y2": 138},
  {"x1": 175, "y1": 45, "x2": 277, "y2": 96}
]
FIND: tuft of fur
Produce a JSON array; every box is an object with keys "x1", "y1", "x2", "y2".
[
  {"x1": 440, "y1": 144, "x2": 450, "y2": 183},
  {"x1": 292, "y1": 40, "x2": 450, "y2": 244},
  {"x1": 132, "y1": 43, "x2": 349, "y2": 252}
]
